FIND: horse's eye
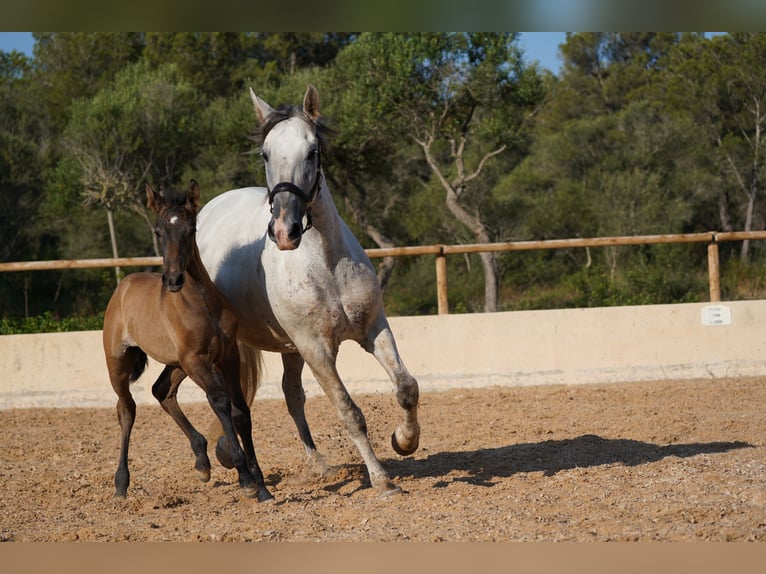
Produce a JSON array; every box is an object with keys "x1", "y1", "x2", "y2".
[
  {"x1": 308, "y1": 149, "x2": 319, "y2": 161},
  {"x1": 260, "y1": 151, "x2": 269, "y2": 163}
]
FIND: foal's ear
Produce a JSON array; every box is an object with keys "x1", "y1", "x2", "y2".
[
  {"x1": 303, "y1": 84, "x2": 320, "y2": 121},
  {"x1": 250, "y1": 87, "x2": 274, "y2": 124},
  {"x1": 146, "y1": 183, "x2": 163, "y2": 214},
  {"x1": 186, "y1": 179, "x2": 201, "y2": 213}
]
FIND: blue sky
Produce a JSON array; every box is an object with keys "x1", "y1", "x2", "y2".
[{"x1": 0, "y1": 31, "x2": 568, "y2": 75}]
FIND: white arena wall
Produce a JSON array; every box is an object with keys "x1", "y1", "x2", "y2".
[{"x1": 2, "y1": 300, "x2": 766, "y2": 409}]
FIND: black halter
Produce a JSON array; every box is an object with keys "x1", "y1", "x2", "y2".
[{"x1": 266, "y1": 156, "x2": 322, "y2": 234}]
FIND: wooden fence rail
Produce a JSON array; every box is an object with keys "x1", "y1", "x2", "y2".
[{"x1": 4, "y1": 230, "x2": 766, "y2": 314}]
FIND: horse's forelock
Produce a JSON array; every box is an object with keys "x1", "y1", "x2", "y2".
[
  {"x1": 257, "y1": 103, "x2": 332, "y2": 155},
  {"x1": 156, "y1": 189, "x2": 197, "y2": 224}
]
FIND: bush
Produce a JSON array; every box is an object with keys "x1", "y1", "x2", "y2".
[{"x1": 0, "y1": 311, "x2": 104, "y2": 335}]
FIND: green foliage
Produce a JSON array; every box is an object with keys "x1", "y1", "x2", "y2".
[
  {"x1": 0, "y1": 311, "x2": 104, "y2": 334},
  {"x1": 6, "y1": 32, "x2": 766, "y2": 329}
]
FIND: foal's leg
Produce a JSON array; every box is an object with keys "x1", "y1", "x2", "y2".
[
  {"x1": 105, "y1": 351, "x2": 140, "y2": 499},
  {"x1": 364, "y1": 321, "x2": 421, "y2": 456},
  {"x1": 300, "y1": 343, "x2": 401, "y2": 497},
  {"x1": 185, "y1": 358, "x2": 272, "y2": 502},
  {"x1": 151, "y1": 365, "x2": 211, "y2": 482},
  {"x1": 221, "y1": 345, "x2": 273, "y2": 502},
  {"x1": 281, "y1": 352, "x2": 329, "y2": 475}
]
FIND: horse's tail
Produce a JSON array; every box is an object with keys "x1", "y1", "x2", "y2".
[
  {"x1": 206, "y1": 339, "x2": 262, "y2": 452},
  {"x1": 237, "y1": 340, "x2": 262, "y2": 406},
  {"x1": 129, "y1": 350, "x2": 148, "y2": 383}
]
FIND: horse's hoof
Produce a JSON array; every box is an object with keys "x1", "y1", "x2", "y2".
[
  {"x1": 195, "y1": 467, "x2": 211, "y2": 483},
  {"x1": 391, "y1": 429, "x2": 419, "y2": 456},
  {"x1": 307, "y1": 451, "x2": 331, "y2": 477},
  {"x1": 257, "y1": 490, "x2": 275, "y2": 503},
  {"x1": 242, "y1": 484, "x2": 274, "y2": 502},
  {"x1": 241, "y1": 485, "x2": 260, "y2": 499},
  {"x1": 215, "y1": 436, "x2": 235, "y2": 469},
  {"x1": 376, "y1": 483, "x2": 403, "y2": 498}
]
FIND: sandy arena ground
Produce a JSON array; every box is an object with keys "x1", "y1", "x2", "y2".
[{"x1": 1, "y1": 377, "x2": 765, "y2": 542}]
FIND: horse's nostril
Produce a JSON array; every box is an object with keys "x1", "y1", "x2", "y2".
[
  {"x1": 289, "y1": 222, "x2": 302, "y2": 239},
  {"x1": 163, "y1": 273, "x2": 184, "y2": 291},
  {"x1": 267, "y1": 220, "x2": 276, "y2": 241}
]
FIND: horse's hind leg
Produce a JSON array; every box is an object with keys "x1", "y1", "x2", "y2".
[
  {"x1": 281, "y1": 353, "x2": 329, "y2": 475},
  {"x1": 366, "y1": 323, "x2": 421, "y2": 456},
  {"x1": 151, "y1": 366, "x2": 211, "y2": 482},
  {"x1": 114, "y1": 392, "x2": 136, "y2": 498},
  {"x1": 105, "y1": 350, "x2": 141, "y2": 498}
]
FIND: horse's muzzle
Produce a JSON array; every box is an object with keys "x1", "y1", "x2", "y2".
[
  {"x1": 163, "y1": 273, "x2": 185, "y2": 292},
  {"x1": 266, "y1": 219, "x2": 303, "y2": 251}
]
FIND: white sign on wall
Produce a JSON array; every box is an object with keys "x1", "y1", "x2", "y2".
[{"x1": 701, "y1": 305, "x2": 732, "y2": 326}]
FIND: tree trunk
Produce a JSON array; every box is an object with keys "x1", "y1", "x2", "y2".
[
  {"x1": 718, "y1": 192, "x2": 733, "y2": 233},
  {"x1": 106, "y1": 207, "x2": 121, "y2": 285},
  {"x1": 741, "y1": 191, "x2": 756, "y2": 262},
  {"x1": 478, "y1": 251, "x2": 498, "y2": 313},
  {"x1": 443, "y1": 191, "x2": 498, "y2": 312},
  {"x1": 419, "y1": 137, "x2": 501, "y2": 313}
]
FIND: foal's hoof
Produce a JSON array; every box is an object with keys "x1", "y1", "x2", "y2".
[
  {"x1": 391, "y1": 429, "x2": 419, "y2": 457},
  {"x1": 242, "y1": 485, "x2": 275, "y2": 503},
  {"x1": 215, "y1": 436, "x2": 234, "y2": 469},
  {"x1": 195, "y1": 467, "x2": 211, "y2": 483}
]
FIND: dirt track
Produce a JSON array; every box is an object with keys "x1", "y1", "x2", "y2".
[{"x1": 1, "y1": 377, "x2": 765, "y2": 542}]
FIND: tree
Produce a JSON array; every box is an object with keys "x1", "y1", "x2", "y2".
[
  {"x1": 667, "y1": 33, "x2": 766, "y2": 262},
  {"x1": 493, "y1": 32, "x2": 710, "y2": 305},
  {"x1": 59, "y1": 61, "x2": 205, "y2": 278},
  {"x1": 329, "y1": 33, "x2": 545, "y2": 311}
]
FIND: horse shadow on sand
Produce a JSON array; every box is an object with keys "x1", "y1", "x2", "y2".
[{"x1": 370, "y1": 434, "x2": 755, "y2": 490}]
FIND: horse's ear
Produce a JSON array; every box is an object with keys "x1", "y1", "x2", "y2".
[
  {"x1": 303, "y1": 84, "x2": 320, "y2": 121},
  {"x1": 250, "y1": 87, "x2": 274, "y2": 124},
  {"x1": 187, "y1": 179, "x2": 201, "y2": 213},
  {"x1": 146, "y1": 183, "x2": 162, "y2": 214}
]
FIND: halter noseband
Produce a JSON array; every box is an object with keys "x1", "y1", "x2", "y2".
[{"x1": 266, "y1": 156, "x2": 322, "y2": 234}]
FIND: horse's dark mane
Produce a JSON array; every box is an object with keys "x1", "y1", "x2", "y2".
[{"x1": 257, "y1": 103, "x2": 333, "y2": 156}]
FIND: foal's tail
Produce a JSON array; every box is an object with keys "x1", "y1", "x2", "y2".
[
  {"x1": 206, "y1": 340, "x2": 263, "y2": 452},
  {"x1": 130, "y1": 350, "x2": 148, "y2": 383}
]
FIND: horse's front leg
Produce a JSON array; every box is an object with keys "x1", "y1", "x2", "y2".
[
  {"x1": 151, "y1": 365, "x2": 211, "y2": 482},
  {"x1": 365, "y1": 322, "x2": 421, "y2": 456},
  {"x1": 281, "y1": 352, "x2": 330, "y2": 475},
  {"x1": 184, "y1": 357, "x2": 273, "y2": 502},
  {"x1": 301, "y1": 345, "x2": 402, "y2": 497},
  {"x1": 221, "y1": 345, "x2": 274, "y2": 502}
]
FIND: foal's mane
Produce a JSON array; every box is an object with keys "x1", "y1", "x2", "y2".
[{"x1": 257, "y1": 103, "x2": 333, "y2": 158}]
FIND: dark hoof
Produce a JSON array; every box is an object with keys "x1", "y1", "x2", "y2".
[
  {"x1": 215, "y1": 436, "x2": 234, "y2": 469},
  {"x1": 258, "y1": 489, "x2": 275, "y2": 503},
  {"x1": 242, "y1": 484, "x2": 275, "y2": 502},
  {"x1": 391, "y1": 430, "x2": 419, "y2": 457}
]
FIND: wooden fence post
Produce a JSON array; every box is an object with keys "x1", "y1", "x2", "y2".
[
  {"x1": 708, "y1": 238, "x2": 721, "y2": 302},
  {"x1": 436, "y1": 248, "x2": 448, "y2": 315}
]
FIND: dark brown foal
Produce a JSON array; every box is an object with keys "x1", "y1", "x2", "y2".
[{"x1": 102, "y1": 180, "x2": 272, "y2": 502}]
